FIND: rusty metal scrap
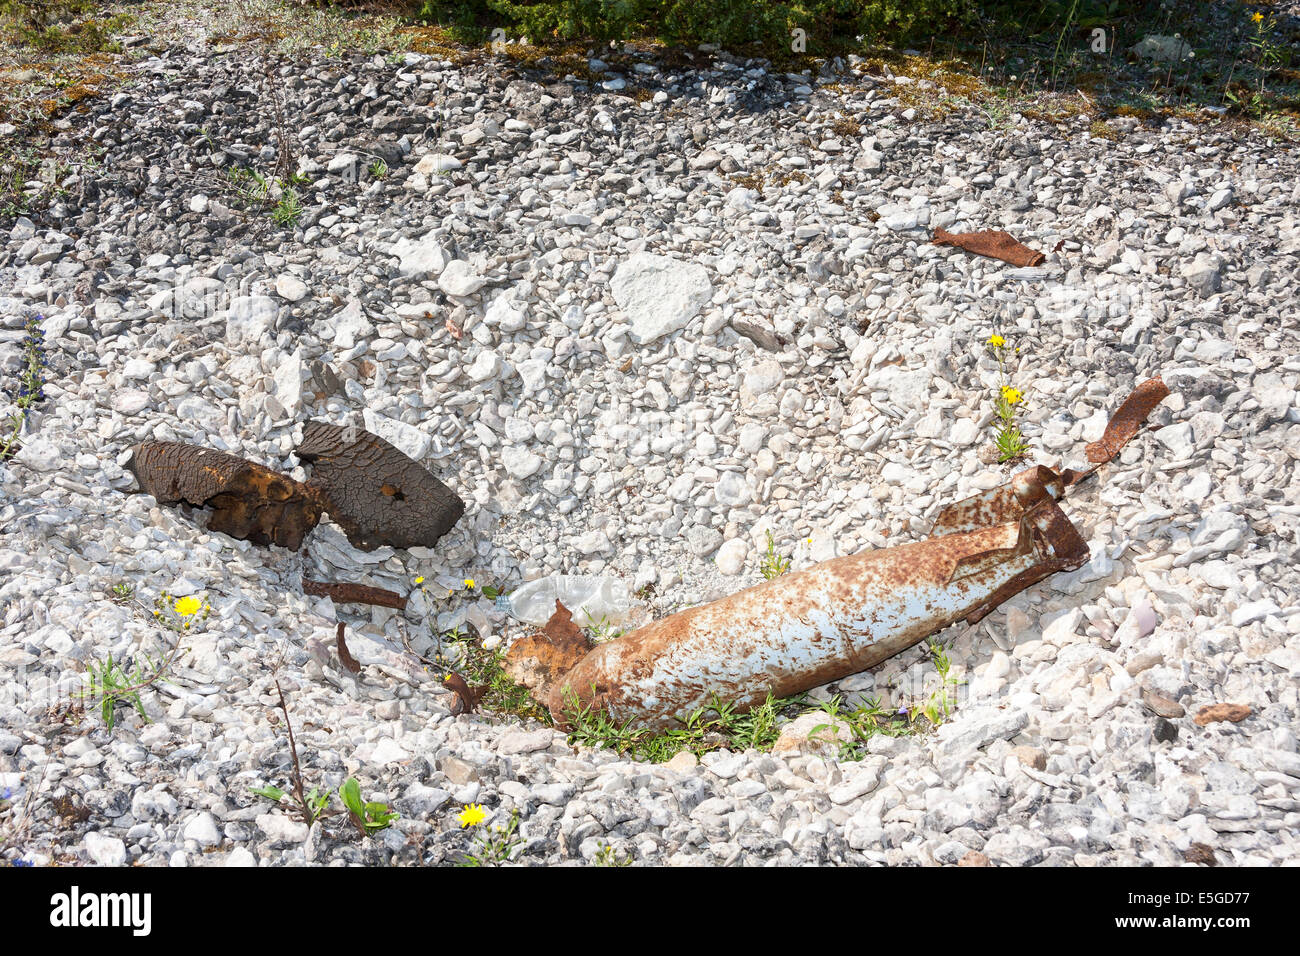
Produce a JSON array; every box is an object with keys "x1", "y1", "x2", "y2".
[
  {"x1": 442, "y1": 672, "x2": 489, "y2": 715},
  {"x1": 126, "y1": 422, "x2": 464, "y2": 552},
  {"x1": 1085, "y1": 377, "x2": 1171, "y2": 463},
  {"x1": 1193, "y1": 703, "x2": 1251, "y2": 727},
  {"x1": 504, "y1": 601, "x2": 595, "y2": 702},
  {"x1": 336, "y1": 622, "x2": 361, "y2": 675},
  {"x1": 296, "y1": 421, "x2": 465, "y2": 552},
  {"x1": 525, "y1": 379, "x2": 1173, "y2": 732},
  {"x1": 304, "y1": 579, "x2": 408, "y2": 610},
  {"x1": 932, "y1": 227, "x2": 1046, "y2": 267},
  {"x1": 125, "y1": 441, "x2": 324, "y2": 550}
]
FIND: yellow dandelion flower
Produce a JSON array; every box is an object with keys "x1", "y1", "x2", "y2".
[
  {"x1": 464, "y1": 578, "x2": 476, "y2": 590},
  {"x1": 1252, "y1": 12, "x2": 1264, "y2": 23},
  {"x1": 174, "y1": 596, "x2": 202, "y2": 617},
  {"x1": 1001, "y1": 386, "x2": 1023, "y2": 406},
  {"x1": 457, "y1": 803, "x2": 487, "y2": 828},
  {"x1": 414, "y1": 576, "x2": 425, "y2": 585},
  {"x1": 987, "y1": 334, "x2": 1005, "y2": 348}
]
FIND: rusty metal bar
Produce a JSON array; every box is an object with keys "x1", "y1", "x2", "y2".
[
  {"x1": 1085, "y1": 377, "x2": 1170, "y2": 463},
  {"x1": 303, "y1": 579, "x2": 408, "y2": 610}
]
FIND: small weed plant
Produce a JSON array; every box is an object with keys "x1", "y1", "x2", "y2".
[
  {"x1": 459, "y1": 806, "x2": 522, "y2": 867},
  {"x1": 585, "y1": 615, "x2": 627, "y2": 643},
  {"x1": 271, "y1": 188, "x2": 302, "y2": 226},
  {"x1": 593, "y1": 843, "x2": 631, "y2": 867},
  {"x1": 79, "y1": 591, "x2": 202, "y2": 732},
  {"x1": 225, "y1": 167, "x2": 302, "y2": 227},
  {"x1": 339, "y1": 778, "x2": 399, "y2": 836},
  {"x1": 0, "y1": 316, "x2": 46, "y2": 463},
  {"x1": 562, "y1": 689, "x2": 795, "y2": 764},
  {"x1": 986, "y1": 332, "x2": 1029, "y2": 463},
  {"x1": 251, "y1": 682, "x2": 334, "y2": 827},
  {"x1": 759, "y1": 530, "x2": 790, "y2": 580},
  {"x1": 810, "y1": 694, "x2": 914, "y2": 762},
  {"x1": 1225, "y1": 10, "x2": 1286, "y2": 118},
  {"x1": 79, "y1": 654, "x2": 156, "y2": 732},
  {"x1": 251, "y1": 782, "x2": 331, "y2": 824},
  {"x1": 917, "y1": 639, "x2": 962, "y2": 727}
]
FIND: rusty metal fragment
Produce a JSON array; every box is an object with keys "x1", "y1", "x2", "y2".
[
  {"x1": 125, "y1": 441, "x2": 323, "y2": 549},
  {"x1": 1085, "y1": 377, "x2": 1171, "y2": 463},
  {"x1": 126, "y1": 422, "x2": 465, "y2": 552},
  {"x1": 304, "y1": 579, "x2": 408, "y2": 610},
  {"x1": 297, "y1": 421, "x2": 465, "y2": 552},
  {"x1": 1184, "y1": 843, "x2": 1217, "y2": 866},
  {"x1": 1193, "y1": 703, "x2": 1251, "y2": 727},
  {"x1": 504, "y1": 601, "x2": 594, "y2": 702},
  {"x1": 932, "y1": 227, "x2": 1046, "y2": 267},
  {"x1": 442, "y1": 672, "x2": 487, "y2": 715},
  {"x1": 336, "y1": 622, "x2": 361, "y2": 674}
]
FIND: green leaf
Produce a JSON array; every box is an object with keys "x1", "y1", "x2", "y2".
[
  {"x1": 339, "y1": 777, "x2": 363, "y2": 815},
  {"x1": 251, "y1": 785, "x2": 286, "y2": 801}
]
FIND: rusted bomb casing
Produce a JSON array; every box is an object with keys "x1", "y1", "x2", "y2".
[{"x1": 549, "y1": 475, "x2": 1089, "y2": 731}]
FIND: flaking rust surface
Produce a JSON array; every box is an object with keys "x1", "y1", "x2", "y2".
[
  {"x1": 125, "y1": 441, "x2": 323, "y2": 550},
  {"x1": 298, "y1": 421, "x2": 465, "y2": 552},
  {"x1": 505, "y1": 601, "x2": 594, "y2": 701}
]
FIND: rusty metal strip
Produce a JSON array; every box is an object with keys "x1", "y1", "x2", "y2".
[
  {"x1": 336, "y1": 622, "x2": 361, "y2": 674},
  {"x1": 1085, "y1": 377, "x2": 1171, "y2": 463},
  {"x1": 932, "y1": 227, "x2": 1046, "y2": 267},
  {"x1": 303, "y1": 579, "x2": 408, "y2": 610}
]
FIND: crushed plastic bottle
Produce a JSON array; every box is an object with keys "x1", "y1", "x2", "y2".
[{"x1": 507, "y1": 574, "x2": 632, "y2": 628}]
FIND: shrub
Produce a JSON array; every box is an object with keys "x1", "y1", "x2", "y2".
[
  {"x1": 413, "y1": 0, "x2": 979, "y2": 50},
  {"x1": 0, "y1": 0, "x2": 129, "y2": 53}
]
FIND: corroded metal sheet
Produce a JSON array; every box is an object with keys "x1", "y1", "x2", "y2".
[
  {"x1": 930, "y1": 465, "x2": 1068, "y2": 536},
  {"x1": 549, "y1": 490, "x2": 1088, "y2": 731},
  {"x1": 298, "y1": 421, "x2": 465, "y2": 552},
  {"x1": 125, "y1": 441, "x2": 323, "y2": 549},
  {"x1": 1085, "y1": 377, "x2": 1171, "y2": 463},
  {"x1": 932, "y1": 227, "x2": 1046, "y2": 267}
]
